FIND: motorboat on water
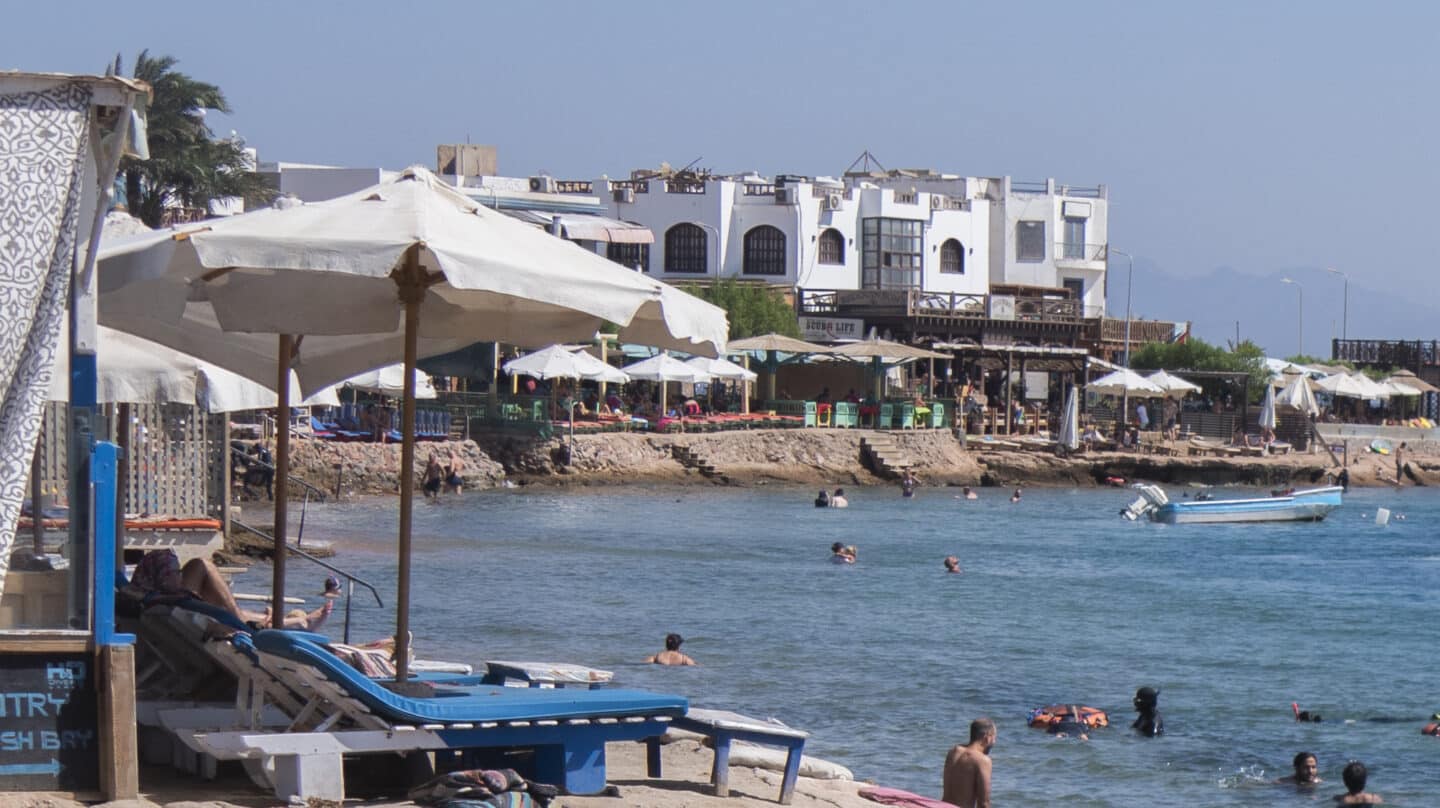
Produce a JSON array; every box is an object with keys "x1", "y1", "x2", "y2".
[{"x1": 1121, "y1": 484, "x2": 1343, "y2": 524}]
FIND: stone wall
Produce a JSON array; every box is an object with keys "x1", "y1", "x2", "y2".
[{"x1": 284, "y1": 439, "x2": 506, "y2": 498}]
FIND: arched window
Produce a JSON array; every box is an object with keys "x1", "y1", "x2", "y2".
[
  {"x1": 742, "y1": 225, "x2": 787, "y2": 276},
  {"x1": 940, "y1": 239, "x2": 964, "y2": 274},
  {"x1": 817, "y1": 228, "x2": 844, "y2": 265},
  {"x1": 664, "y1": 224, "x2": 708, "y2": 274}
]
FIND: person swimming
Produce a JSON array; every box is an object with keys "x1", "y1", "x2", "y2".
[
  {"x1": 815, "y1": 489, "x2": 830, "y2": 507},
  {"x1": 943, "y1": 555, "x2": 962, "y2": 574},
  {"x1": 1132, "y1": 686, "x2": 1164, "y2": 737},
  {"x1": 830, "y1": 488, "x2": 849, "y2": 508},
  {"x1": 830, "y1": 542, "x2": 855, "y2": 564},
  {"x1": 1010, "y1": 487, "x2": 1023, "y2": 503},
  {"x1": 961, "y1": 486, "x2": 978, "y2": 500}
]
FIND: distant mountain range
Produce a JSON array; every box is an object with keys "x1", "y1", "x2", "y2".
[{"x1": 1106, "y1": 264, "x2": 1437, "y2": 361}]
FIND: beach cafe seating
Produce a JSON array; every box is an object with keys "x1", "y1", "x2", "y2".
[
  {"x1": 929, "y1": 402, "x2": 946, "y2": 429},
  {"x1": 878, "y1": 403, "x2": 894, "y2": 429},
  {"x1": 899, "y1": 404, "x2": 916, "y2": 429},
  {"x1": 803, "y1": 401, "x2": 817, "y2": 427},
  {"x1": 834, "y1": 401, "x2": 858, "y2": 428},
  {"x1": 158, "y1": 628, "x2": 687, "y2": 801}
]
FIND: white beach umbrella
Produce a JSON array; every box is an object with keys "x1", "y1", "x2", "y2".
[
  {"x1": 343, "y1": 364, "x2": 438, "y2": 399},
  {"x1": 1145, "y1": 369, "x2": 1202, "y2": 399},
  {"x1": 684, "y1": 355, "x2": 757, "y2": 382},
  {"x1": 1315, "y1": 372, "x2": 1370, "y2": 399},
  {"x1": 96, "y1": 167, "x2": 730, "y2": 680},
  {"x1": 1385, "y1": 369, "x2": 1440, "y2": 394},
  {"x1": 1088, "y1": 368, "x2": 1166, "y2": 398},
  {"x1": 1057, "y1": 386, "x2": 1080, "y2": 452},
  {"x1": 502, "y1": 344, "x2": 629, "y2": 384},
  {"x1": 1275, "y1": 374, "x2": 1320, "y2": 417},
  {"x1": 1258, "y1": 382, "x2": 1278, "y2": 431},
  {"x1": 48, "y1": 324, "x2": 332, "y2": 412},
  {"x1": 620, "y1": 353, "x2": 713, "y2": 384}
]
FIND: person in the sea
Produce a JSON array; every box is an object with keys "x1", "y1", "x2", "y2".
[
  {"x1": 1276, "y1": 751, "x2": 1322, "y2": 785},
  {"x1": 830, "y1": 542, "x2": 856, "y2": 563},
  {"x1": 942, "y1": 717, "x2": 995, "y2": 808},
  {"x1": 943, "y1": 555, "x2": 962, "y2": 574},
  {"x1": 901, "y1": 470, "x2": 919, "y2": 498},
  {"x1": 445, "y1": 451, "x2": 464, "y2": 494},
  {"x1": 644, "y1": 633, "x2": 697, "y2": 666},
  {"x1": 1132, "y1": 686, "x2": 1164, "y2": 737},
  {"x1": 1335, "y1": 760, "x2": 1382, "y2": 804},
  {"x1": 958, "y1": 486, "x2": 978, "y2": 500},
  {"x1": 815, "y1": 489, "x2": 831, "y2": 508},
  {"x1": 830, "y1": 488, "x2": 849, "y2": 508},
  {"x1": 1010, "y1": 487, "x2": 1022, "y2": 503},
  {"x1": 422, "y1": 452, "x2": 443, "y2": 498}
]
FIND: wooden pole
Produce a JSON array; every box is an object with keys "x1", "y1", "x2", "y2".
[
  {"x1": 742, "y1": 355, "x2": 751, "y2": 414},
  {"x1": 29, "y1": 428, "x2": 43, "y2": 555},
  {"x1": 395, "y1": 248, "x2": 425, "y2": 682},
  {"x1": 272, "y1": 334, "x2": 292, "y2": 628}
]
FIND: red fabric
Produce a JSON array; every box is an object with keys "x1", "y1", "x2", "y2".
[{"x1": 859, "y1": 786, "x2": 956, "y2": 808}]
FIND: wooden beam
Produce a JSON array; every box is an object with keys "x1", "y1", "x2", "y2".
[{"x1": 97, "y1": 644, "x2": 138, "y2": 799}]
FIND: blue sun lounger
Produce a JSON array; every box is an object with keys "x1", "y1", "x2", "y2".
[{"x1": 171, "y1": 629, "x2": 686, "y2": 801}]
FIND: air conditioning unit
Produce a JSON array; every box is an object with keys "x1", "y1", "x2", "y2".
[
  {"x1": 529, "y1": 176, "x2": 556, "y2": 193},
  {"x1": 613, "y1": 187, "x2": 635, "y2": 204},
  {"x1": 930, "y1": 194, "x2": 947, "y2": 210},
  {"x1": 822, "y1": 193, "x2": 843, "y2": 212},
  {"x1": 775, "y1": 187, "x2": 798, "y2": 205}
]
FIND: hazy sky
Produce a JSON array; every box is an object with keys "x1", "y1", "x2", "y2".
[{"x1": 8, "y1": 1, "x2": 1438, "y2": 357}]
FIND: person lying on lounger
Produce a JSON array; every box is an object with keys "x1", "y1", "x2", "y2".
[{"x1": 126, "y1": 549, "x2": 331, "y2": 630}]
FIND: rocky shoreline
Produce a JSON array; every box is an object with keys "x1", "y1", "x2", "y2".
[{"x1": 279, "y1": 429, "x2": 1440, "y2": 497}]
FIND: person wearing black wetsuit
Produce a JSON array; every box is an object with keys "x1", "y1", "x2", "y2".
[{"x1": 1132, "y1": 686, "x2": 1164, "y2": 737}]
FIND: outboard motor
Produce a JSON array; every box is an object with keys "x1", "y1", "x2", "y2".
[{"x1": 1121, "y1": 484, "x2": 1169, "y2": 521}]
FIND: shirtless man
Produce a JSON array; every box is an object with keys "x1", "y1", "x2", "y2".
[
  {"x1": 445, "y1": 452, "x2": 465, "y2": 494},
  {"x1": 1335, "y1": 760, "x2": 1382, "y2": 804},
  {"x1": 643, "y1": 633, "x2": 697, "y2": 666},
  {"x1": 942, "y1": 717, "x2": 995, "y2": 808}
]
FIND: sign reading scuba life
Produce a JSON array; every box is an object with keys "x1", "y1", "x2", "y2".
[
  {"x1": 801, "y1": 317, "x2": 864, "y2": 342},
  {"x1": 0, "y1": 655, "x2": 99, "y2": 791}
]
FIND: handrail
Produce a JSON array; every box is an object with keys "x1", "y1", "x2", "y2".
[
  {"x1": 231, "y1": 446, "x2": 328, "y2": 501},
  {"x1": 231, "y1": 517, "x2": 383, "y2": 644}
]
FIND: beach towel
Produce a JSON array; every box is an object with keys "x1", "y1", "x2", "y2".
[{"x1": 859, "y1": 785, "x2": 956, "y2": 808}]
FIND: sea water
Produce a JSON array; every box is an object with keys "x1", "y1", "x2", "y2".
[{"x1": 236, "y1": 484, "x2": 1440, "y2": 806}]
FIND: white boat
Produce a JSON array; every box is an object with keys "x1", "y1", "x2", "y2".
[{"x1": 1121, "y1": 485, "x2": 1343, "y2": 524}]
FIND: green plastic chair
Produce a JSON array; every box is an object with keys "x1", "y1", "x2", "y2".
[
  {"x1": 804, "y1": 401, "x2": 817, "y2": 427},
  {"x1": 878, "y1": 403, "x2": 894, "y2": 429},
  {"x1": 900, "y1": 404, "x2": 916, "y2": 429},
  {"x1": 930, "y1": 402, "x2": 946, "y2": 429}
]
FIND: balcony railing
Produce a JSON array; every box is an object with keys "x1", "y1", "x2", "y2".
[
  {"x1": 797, "y1": 288, "x2": 1084, "y2": 324},
  {"x1": 554, "y1": 180, "x2": 593, "y2": 194},
  {"x1": 1055, "y1": 242, "x2": 1108, "y2": 262},
  {"x1": 665, "y1": 180, "x2": 706, "y2": 194},
  {"x1": 1097, "y1": 318, "x2": 1178, "y2": 344},
  {"x1": 1333, "y1": 339, "x2": 1440, "y2": 367},
  {"x1": 610, "y1": 180, "x2": 650, "y2": 193},
  {"x1": 743, "y1": 183, "x2": 776, "y2": 196}
]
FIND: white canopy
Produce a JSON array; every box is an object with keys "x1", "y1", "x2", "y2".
[
  {"x1": 503, "y1": 344, "x2": 629, "y2": 384},
  {"x1": 1317, "y1": 372, "x2": 1389, "y2": 400},
  {"x1": 47, "y1": 325, "x2": 337, "y2": 412},
  {"x1": 1088, "y1": 368, "x2": 1166, "y2": 398},
  {"x1": 343, "y1": 364, "x2": 437, "y2": 399},
  {"x1": 1145, "y1": 369, "x2": 1202, "y2": 399},
  {"x1": 620, "y1": 353, "x2": 713, "y2": 383},
  {"x1": 1058, "y1": 386, "x2": 1080, "y2": 452},
  {"x1": 684, "y1": 355, "x2": 757, "y2": 382}
]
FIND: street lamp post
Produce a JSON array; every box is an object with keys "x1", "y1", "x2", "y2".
[
  {"x1": 1325, "y1": 267, "x2": 1348, "y2": 343},
  {"x1": 1281, "y1": 277, "x2": 1303, "y2": 357},
  {"x1": 687, "y1": 221, "x2": 721, "y2": 275},
  {"x1": 1111, "y1": 248, "x2": 1135, "y2": 428}
]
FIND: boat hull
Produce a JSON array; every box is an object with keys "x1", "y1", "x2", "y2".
[{"x1": 1149, "y1": 487, "x2": 1344, "y2": 525}]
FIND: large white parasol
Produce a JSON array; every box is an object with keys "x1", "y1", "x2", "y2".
[
  {"x1": 1088, "y1": 368, "x2": 1166, "y2": 398},
  {"x1": 1145, "y1": 369, "x2": 1201, "y2": 399},
  {"x1": 97, "y1": 168, "x2": 729, "y2": 679}
]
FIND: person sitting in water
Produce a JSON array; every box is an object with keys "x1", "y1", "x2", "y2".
[
  {"x1": 1010, "y1": 488, "x2": 1023, "y2": 503},
  {"x1": 644, "y1": 633, "x2": 697, "y2": 666},
  {"x1": 830, "y1": 542, "x2": 856, "y2": 564},
  {"x1": 900, "y1": 470, "x2": 919, "y2": 498},
  {"x1": 943, "y1": 555, "x2": 962, "y2": 574},
  {"x1": 815, "y1": 489, "x2": 831, "y2": 508},
  {"x1": 422, "y1": 452, "x2": 443, "y2": 498},
  {"x1": 1132, "y1": 686, "x2": 1164, "y2": 737},
  {"x1": 1277, "y1": 751, "x2": 1322, "y2": 785},
  {"x1": 958, "y1": 486, "x2": 978, "y2": 500},
  {"x1": 830, "y1": 488, "x2": 849, "y2": 508},
  {"x1": 1335, "y1": 760, "x2": 1382, "y2": 804}
]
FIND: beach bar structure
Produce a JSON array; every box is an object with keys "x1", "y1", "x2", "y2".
[{"x1": 0, "y1": 71, "x2": 150, "y2": 798}]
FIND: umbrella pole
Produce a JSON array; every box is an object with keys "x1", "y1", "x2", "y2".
[
  {"x1": 394, "y1": 254, "x2": 424, "y2": 682},
  {"x1": 742, "y1": 355, "x2": 751, "y2": 414},
  {"x1": 272, "y1": 334, "x2": 292, "y2": 628}
]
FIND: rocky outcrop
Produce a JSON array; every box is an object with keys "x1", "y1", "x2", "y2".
[{"x1": 284, "y1": 439, "x2": 506, "y2": 497}]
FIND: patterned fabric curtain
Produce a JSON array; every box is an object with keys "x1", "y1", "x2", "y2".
[{"x1": 0, "y1": 82, "x2": 93, "y2": 600}]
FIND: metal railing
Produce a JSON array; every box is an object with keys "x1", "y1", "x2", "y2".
[
  {"x1": 1333, "y1": 339, "x2": 1440, "y2": 367},
  {"x1": 231, "y1": 518, "x2": 383, "y2": 644},
  {"x1": 1055, "y1": 242, "x2": 1108, "y2": 262},
  {"x1": 797, "y1": 288, "x2": 1085, "y2": 324}
]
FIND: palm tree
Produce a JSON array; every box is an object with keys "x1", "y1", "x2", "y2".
[{"x1": 120, "y1": 51, "x2": 273, "y2": 227}]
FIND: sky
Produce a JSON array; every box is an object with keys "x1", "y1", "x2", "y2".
[{"x1": 7, "y1": 1, "x2": 1439, "y2": 359}]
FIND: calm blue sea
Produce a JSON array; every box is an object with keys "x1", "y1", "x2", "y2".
[{"x1": 235, "y1": 484, "x2": 1440, "y2": 806}]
